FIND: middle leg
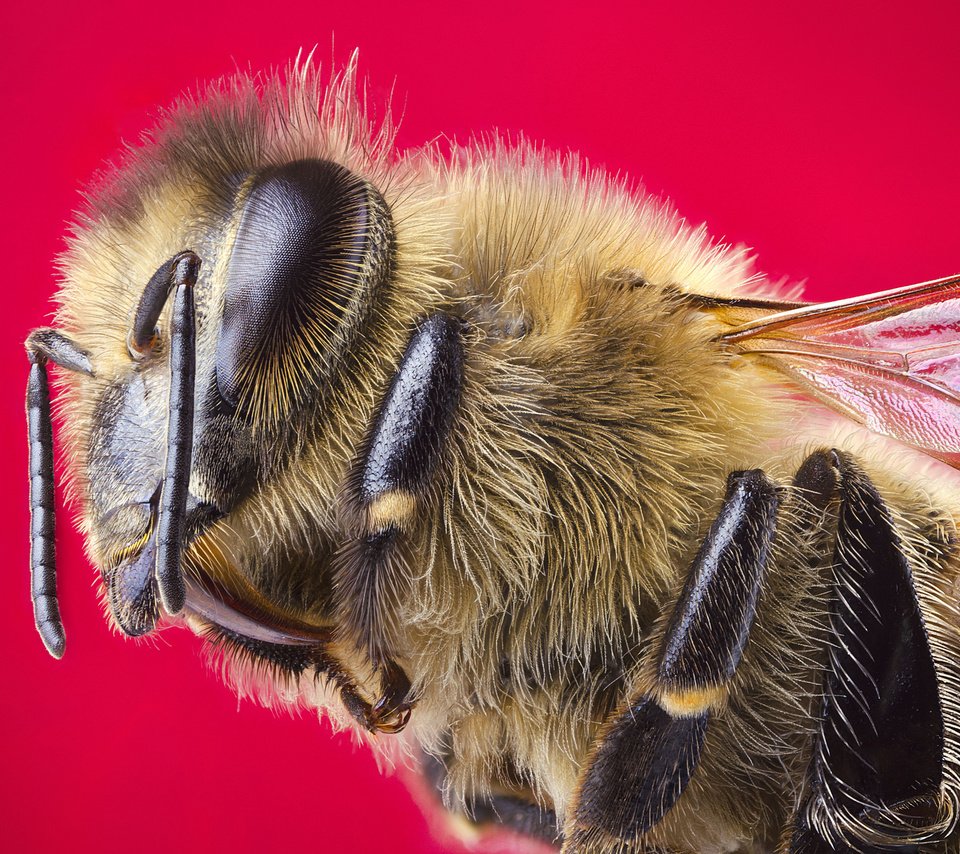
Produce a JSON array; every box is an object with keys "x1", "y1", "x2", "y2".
[{"x1": 566, "y1": 468, "x2": 780, "y2": 852}]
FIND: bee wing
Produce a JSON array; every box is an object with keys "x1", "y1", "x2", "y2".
[{"x1": 716, "y1": 274, "x2": 960, "y2": 467}]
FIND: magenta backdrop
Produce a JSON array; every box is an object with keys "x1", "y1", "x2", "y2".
[{"x1": 3, "y1": 3, "x2": 958, "y2": 853}]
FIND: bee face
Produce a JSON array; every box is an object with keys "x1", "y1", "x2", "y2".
[
  {"x1": 26, "y1": 58, "x2": 960, "y2": 853},
  {"x1": 51, "y1": 71, "x2": 450, "y2": 654}
]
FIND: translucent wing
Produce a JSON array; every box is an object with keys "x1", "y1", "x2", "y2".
[{"x1": 714, "y1": 275, "x2": 960, "y2": 467}]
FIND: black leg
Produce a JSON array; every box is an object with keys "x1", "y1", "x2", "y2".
[
  {"x1": 568, "y1": 470, "x2": 779, "y2": 850},
  {"x1": 787, "y1": 451, "x2": 949, "y2": 852},
  {"x1": 335, "y1": 313, "x2": 465, "y2": 727},
  {"x1": 787, "y1": 814, "x2": 875, "y2": 854},
  {"x1": 310, "y1": 647, "x2": 413, "y2": 734},
  {"x1": 467, "y1": 793, "x2": 560, "y2": 845}
]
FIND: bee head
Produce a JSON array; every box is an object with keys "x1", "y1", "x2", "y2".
[{"x1": 28, "y1": 62, "x2": 447, "y2": 656}]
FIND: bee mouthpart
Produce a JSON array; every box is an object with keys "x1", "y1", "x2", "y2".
[
  {"x1": 181, "y1": 575, "x2": 330, "y2": 647},
  {"x1": 180, "y1": 570, "x2": 413, "y2": 736},
  {"x1": 104, "y1": 495, "x2": 221, "y2": 639},
  {"x1": 106, "y1": 527, "x2": 160, "y2": 638}
]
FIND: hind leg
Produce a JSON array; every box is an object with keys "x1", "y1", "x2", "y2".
[
  {"x1": 784, "y1": 451, "x2": 951, "y2": 853},
  {"x1": 564, "y1": 451, "x2": 953, "y2": 853}
]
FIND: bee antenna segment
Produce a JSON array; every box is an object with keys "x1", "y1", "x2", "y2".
[
  {"x1": 155, "y1": 251, "x2": 200, "y2": 615},
  {"x1": 24, "y1": 327, "x2": 99, "y2": 657},
  {"x1": 25, "y1": 350, "x2": 65, "y2": 658},
  {"x1": 129, "y1": 251, "x2": 201, "y2": 357}
]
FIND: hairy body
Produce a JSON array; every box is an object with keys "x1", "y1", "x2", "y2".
[{"x1": 41, "y1": 61, "x2": 959, "y2": 852}]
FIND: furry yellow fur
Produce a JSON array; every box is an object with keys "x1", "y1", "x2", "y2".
[{"x1": 44, "y1": 56, "x2": 959, "y2": 853}]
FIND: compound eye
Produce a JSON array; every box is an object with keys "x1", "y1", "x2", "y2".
[{"x1": 215, "y1": 159, "x2": 393, "y2": 418}]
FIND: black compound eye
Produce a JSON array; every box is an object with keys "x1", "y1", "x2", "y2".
[{"x1": 216, "y1": 159, "x2": 393, "y2": 416}]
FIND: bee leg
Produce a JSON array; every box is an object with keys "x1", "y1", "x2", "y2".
[
  {"x1": 337, "y1": 313, "x2": 466, "y2": 728},
  {"x1": 567, "y1": 470, "x2": 780, "y2": 851},
  {"x1": 368, "y1": 658, "x2": 413, "y2": 733},
  {"x1": 785, "y1": 450, "x2": 949, "y2": 853},
  {"x1": 335, "y1": 528, "x2": 413, "y2": 709}
]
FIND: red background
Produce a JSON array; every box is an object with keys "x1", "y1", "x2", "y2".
[{"x1": 2, "y1": 3, "x2": 958, "y2": 852}]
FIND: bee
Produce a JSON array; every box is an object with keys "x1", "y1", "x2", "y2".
[{"x1": 25, "y1": 56, "x2": 960, "y2": 853}]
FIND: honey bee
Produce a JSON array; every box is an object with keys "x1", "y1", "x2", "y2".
[{"x1": 25, "y1": 56, "x2": 960, "y2": 853}]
